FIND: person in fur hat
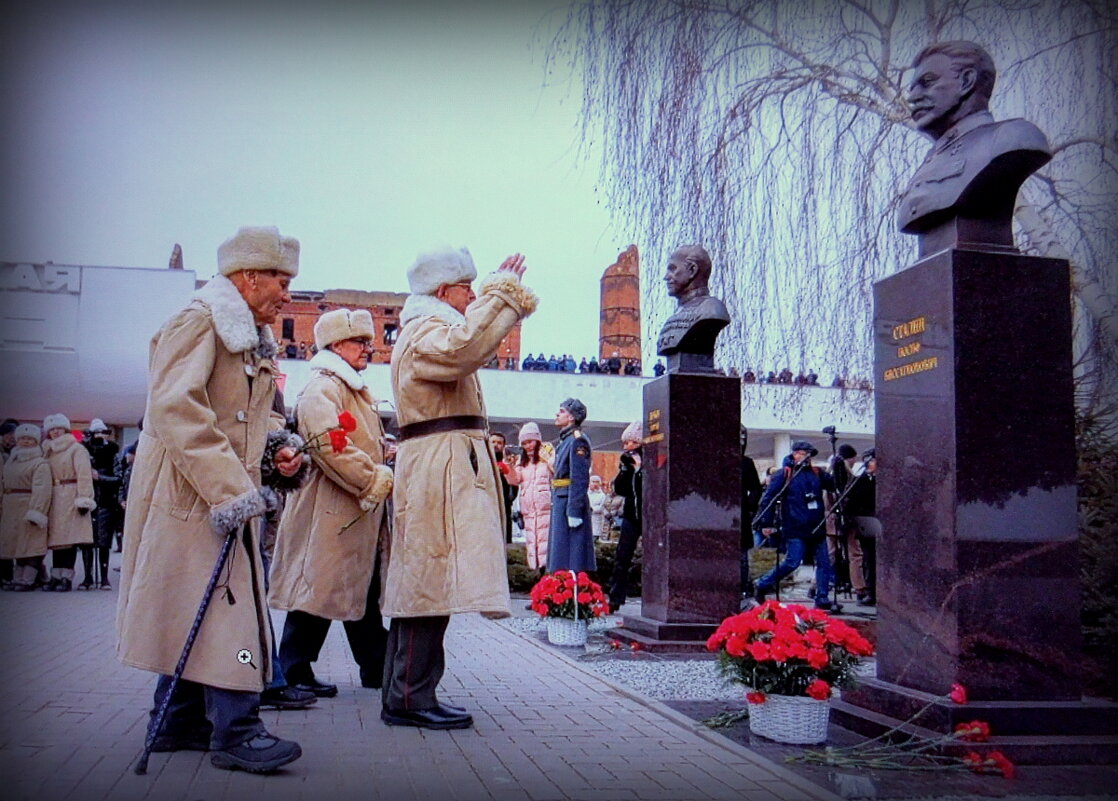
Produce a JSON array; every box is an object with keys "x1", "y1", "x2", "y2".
[
  {"x1": 547, "y1": 398, "x2": 596, "y2": 574},
  {"x1": 80, "y1": 417, "x2": 119, "y2": 590},
  {"x1": 116, "y1": 225, "x2": 308, "y2": 773},
  {"x1": 40, "y1": 414, "x2": 95, "y2": 591},
  {"x1": 503, "y1": 421, "x2": 552, "y2": 574},
  {"x1": 269, "y1": 308, "x2": 395, "y2": 699},
  {"x1": 381, "y1": 247, "x2": 537, "y2": 731},
  {"x1": 607, "y1": 420, "x2": 642, "y2": 612},
  {"x1": 0, "y1": 424, "x2": 52, "y2": 591}
]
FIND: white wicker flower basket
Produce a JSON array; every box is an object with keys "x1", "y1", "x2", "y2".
[
  {"x1": 546, "y1": 617, "x2": 588, "y2": 646},
  {"x1": 747, "y1": 693, "x2": 830, "y2": 744}
]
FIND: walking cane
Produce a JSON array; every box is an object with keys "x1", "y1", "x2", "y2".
[{"x1": 134, "y1": 527, "x2": 239, "y2": 775}]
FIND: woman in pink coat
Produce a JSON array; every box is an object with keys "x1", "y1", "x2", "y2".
[{"x1": 506, "y1": 422, "x2": 552, "y2": 573}]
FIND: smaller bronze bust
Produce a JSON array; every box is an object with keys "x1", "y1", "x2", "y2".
[
  {"x1": 655, "y1": 245, "x2": 730, "y2": 374},
  {"x1": 898, "y1": 41, "x2": 1051, "y2": 257}
]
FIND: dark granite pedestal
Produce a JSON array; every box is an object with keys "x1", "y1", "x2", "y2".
[
  {"x1": 832, "y1": 248, "x2": 1118, "y2": 764},
  {"x1": 606, "y1": 373, "x2": 741, "y2": 653}
]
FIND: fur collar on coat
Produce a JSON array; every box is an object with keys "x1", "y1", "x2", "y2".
[
  {"x1": 309, "y1": 348, "x2": 366, "y2": 391},
  {"x1": 42, "y1": 435, "x2": 79, "y2": 456},
  {"x1": 6, "y1": 445, "x2": 43, "y2": 462},
  {"x1": 192, "y1": 274, "x2": 278, "y2": 359},
  {"x1": 400, "y1": 292, "x2": 466, "y2": 328}
]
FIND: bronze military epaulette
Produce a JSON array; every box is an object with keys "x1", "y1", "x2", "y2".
[{"x1": 573, "y1": 430, "x2": 582, "y2": 438}]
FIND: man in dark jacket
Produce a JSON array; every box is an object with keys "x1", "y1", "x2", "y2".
[
  {"x1": 738, "y1": 428, "x2": 763, "y2": 600},
  {"x1": 608, "y1": 421, "x2": 643, "y2": 612},
  {"x1": 844, "y1": 449, "x2": 878, "y2": 605},
  {"x1": 752, "y1": 440, "x2": 839, "y2": 610}
]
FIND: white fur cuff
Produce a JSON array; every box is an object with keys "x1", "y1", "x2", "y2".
[
  {"x1": 25, "y1": 509, "x2": 49, "y2": 528},
  {"x1": 209, "y1": 489, "x2": 268, "y2": 535},
  {"x1": 360, "y1": 465, "x2": 394, "y2": 509},
  {"x1": 477, "y1": 272, "x2": 539, "y2": 317},
  {"x1": 74, "y1": 497, "x2": 97, "y2": 511}
]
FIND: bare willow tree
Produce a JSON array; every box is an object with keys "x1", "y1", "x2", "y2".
[{"x1": 551, "y1": 0, "x2": 1117, "y2": 413}]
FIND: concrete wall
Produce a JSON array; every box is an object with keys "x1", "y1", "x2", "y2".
[{"x1": 0, "y1": 262, "x2": 196, "y2": 427}]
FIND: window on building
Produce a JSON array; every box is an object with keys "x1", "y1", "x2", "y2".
[
  {"x1": 281, "y1": 318, "x2": 295, "y2": 340},
  {"x1": 383, "y1": 323, "x2": 398, "y2": 345}
]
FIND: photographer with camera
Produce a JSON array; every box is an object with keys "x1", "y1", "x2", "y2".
[{"x1": 751, "y1": 440, "x2": 840, "y2": 611}]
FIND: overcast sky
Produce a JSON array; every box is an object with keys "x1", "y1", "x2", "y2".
[{"x1": 1, "y1": 0, "x2": 634, "y2": 363}]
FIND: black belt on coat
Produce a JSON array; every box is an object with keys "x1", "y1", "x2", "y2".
[{"x1": 396, "y1": 415, "x2": 488, "y2": 442}]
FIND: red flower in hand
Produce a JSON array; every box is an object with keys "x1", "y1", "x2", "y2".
[
  {"x1": 806, "y1": 679, "x2": 831, "y2": 700},
  {"x1": 949, "y1": 683, "x2": 968, "y2": 704},
  {"x1": 328, "y1": 429, "x2": 349, "y2": 454},
  {"x1": 745, "y1": 691, "x2": 766, "y2": 704},
  {"x1": 337, "y1": 411, "x2": 358, "y2": 433},
  {"x1": 955, "y1": 720, "x2": 991, "y2": 742}
]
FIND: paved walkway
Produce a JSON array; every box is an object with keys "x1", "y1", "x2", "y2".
[{"x1": 0, "y1": 559, "x2": 840, "y2": 801}]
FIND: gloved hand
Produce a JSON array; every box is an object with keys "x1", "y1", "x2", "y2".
[{"x1": 567, "y1": 516, "x2": 582, "y2": 528}]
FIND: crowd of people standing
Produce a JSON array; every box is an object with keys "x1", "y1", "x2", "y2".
[{"x1": 1, "y1": 416, "x2": 133, "y2": 593}]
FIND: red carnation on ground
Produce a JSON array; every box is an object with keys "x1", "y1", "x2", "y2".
[
  {"x1": 630, "y1": 641, "x2": 643, "y2": 652},
  {"x1": 337, "y1": 410, "x2": 357, "y2": 432},
  {"x1": 962, "y1": 751, "x2": 985, "y2": 771},
  {"x1": 745, "y1": 691, "x2": 766, "y2": 704},
  {"x1": 988, "y1": 750, "x2": 1015, "y2": 779},
  {"x1": 955, "y1": 720, "x2": 991, "y2": 742},
  {"x1": 949, "y1": 683, "x2": 968, "y2": 704}
]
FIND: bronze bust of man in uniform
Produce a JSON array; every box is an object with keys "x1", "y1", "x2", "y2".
[
  {"x1": 898, "y1": 41, "x2": 1051, "y2": 257},
  {"x1": 655, "y1": 245, "x2": 730, "y2": 374}
]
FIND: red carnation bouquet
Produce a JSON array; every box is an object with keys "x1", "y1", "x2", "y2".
[
  {"x1": 300, "y1": 411, "x2": 357, "y2": 455},
  {"x1": 529, "y1": 571, "x2": 609, "y2": 621},
  {"x1": 707, "y1": 601, "x2": 873, "y2": 702}
]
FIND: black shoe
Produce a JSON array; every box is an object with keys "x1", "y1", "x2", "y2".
[
  {"x1": 291, "y1": 678, "x2": 337, "y2": 698},
  {"x1": 210, "y1": 733, "x2": 302, "y2": 773},
  {"x1": 436, "y1": 701, "x2": 469, "y2": 717},
  {"x1": 77, "y1": 580, "x2": 93, "y2": 591},
  {"x1": 99, "y1": 581, "x2": 111, "y2": 591},
  {"x1": 260, "y1": 686, "x2": 317, "y2": 710},
  {"x1": 815, "y1": 600, "x2": 844, "y2": 612},
  {"x1": 857, "y1": 593, "x2": 876, "y2": 606},
  {"x1": 42, "y1": 578, "x2": 60, "y2": 592},
  {"x1": 11, "y1": 583, "x2": 36, "y2": 592},
  {"x1": 380, "y1": 705, "x2": 473, "y2": 730},
  {"x1": 56, "y1": 578, "x2": 72, "y2": 592},
  {"x1": 150, "y1": 733, "x2": 210, "y2": 753}
]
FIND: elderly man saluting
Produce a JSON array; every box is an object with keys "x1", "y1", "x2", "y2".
[
  {"x1": 117, "y1": 226, "x2": 306, "y2": 774},
  {"x1": 381, "y1": 246, "x2": 538, "y2": 730}
]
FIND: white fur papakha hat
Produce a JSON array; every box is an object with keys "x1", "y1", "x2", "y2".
[
  {"x1": 407, "y1": 246, "x2": 476, "y2": 296},
  {"x1": 14, "y1": 423, "x2": 41, "y2": 441},
  {"x1": 88, "y1": 418, "x2": 109, "y2": 433},
  {"x1": 217, "y1": 226, "x2": 300, "y2": 277},
  {"x1": 314, "y1": 308, "x2": 375, "y2": 351},
  {"x1": 43, "y1": 413, "x2": 71, "y2": 433}
]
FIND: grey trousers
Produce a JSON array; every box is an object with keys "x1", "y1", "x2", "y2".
[{"x1": 381, "y1": 615, "x2": 449, "y2": 711}]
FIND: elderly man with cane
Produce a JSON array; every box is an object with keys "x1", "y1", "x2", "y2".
[
  {"x1": 381, "y1": 246, "x2": 538, "y2": 730},
  {"x1": 117, "y1": 226, "x2": 307, "y2": 774}
]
